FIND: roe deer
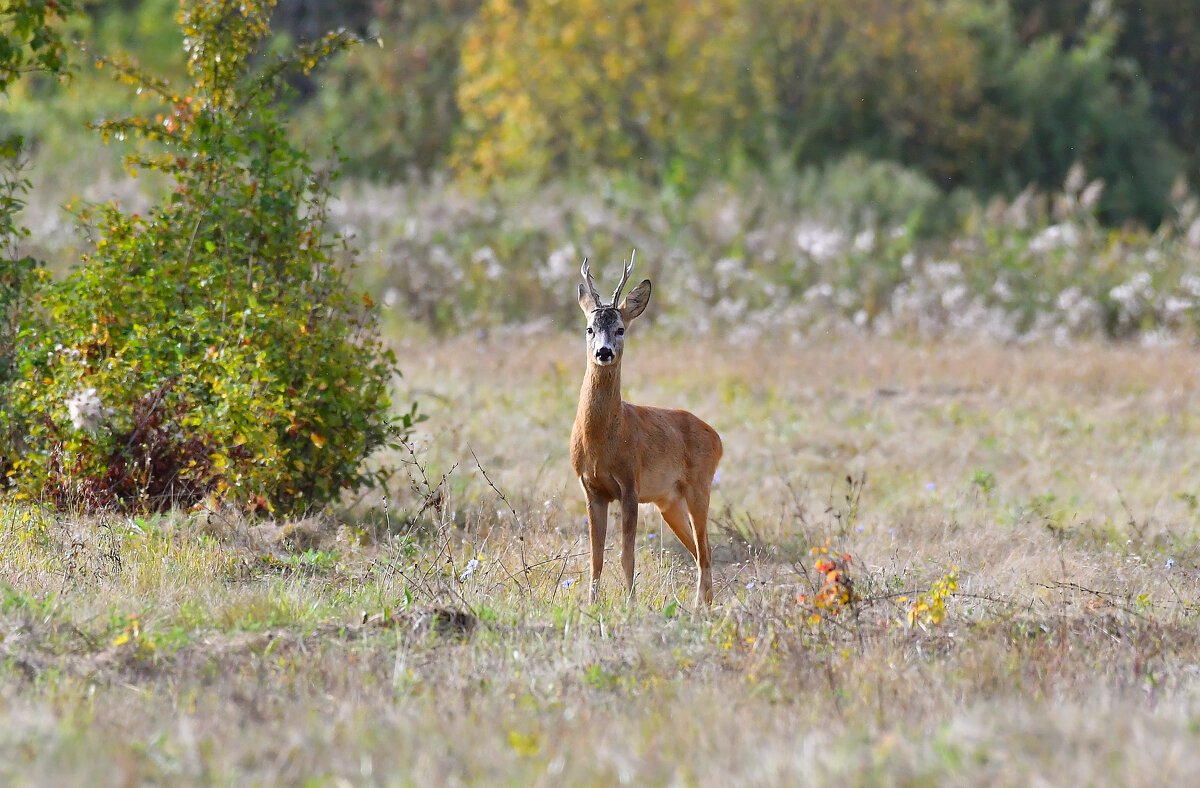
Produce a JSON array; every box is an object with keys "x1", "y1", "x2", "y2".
[{"x1": 570, "y1": 252, "x2": 723, "y2": 606}]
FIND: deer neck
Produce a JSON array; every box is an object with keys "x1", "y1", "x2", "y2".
[{"x1": 576, "y1": 360, "x2": 624, "y2": 441}]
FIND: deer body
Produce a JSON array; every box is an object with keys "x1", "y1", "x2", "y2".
[{"x1": 571, "y1": 254, "x2": 722, "y2": 605}]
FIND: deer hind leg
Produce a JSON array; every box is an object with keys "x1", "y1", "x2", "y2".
[
  {"x1": 657, "y1": 497, "x2": 699, "y2": 562},
  {"x1": 685, "y1": 485, "x2": 714, "y2": 606},
  {"x1": 619, "y1": 490, "x2": 639, "y2": 604},
  {"x1": 585, "y1": 491, "x2": 609, "y2": 604}
]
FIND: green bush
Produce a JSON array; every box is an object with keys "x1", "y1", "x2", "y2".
[
  {"x1": 1, "y1": 0, "x2": 414, "y2": 514},
  {"x1": 1, "y1": 0, "x2": 80, "y2": 484},
  {"x1": 0, "y1": 161, "x2": 46, "y2": 487}
]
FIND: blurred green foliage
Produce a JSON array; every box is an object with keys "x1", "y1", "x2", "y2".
[
  {"x1": 2, "y1": 0, "x2": 412, "y2": 514},
  {"x1": 5, "y1": 0, "x2": 1199, "y2": 226},
  {"x1": 453, "y1": 0, "x2": 756, "y2": 187},
  {"x1": 296, "y1": 0, "x2": 479, "y2": 179}
]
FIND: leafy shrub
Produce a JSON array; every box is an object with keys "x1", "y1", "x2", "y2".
[
  {"x1": 0, "y1": 152, "x2": 45, "y2": 485},
  {"x1": 2, "y1": 0, "x2": 413, "y2": 514},
  {"x1": 0, "y1": 0, "x2": 80, "y2": 485}
]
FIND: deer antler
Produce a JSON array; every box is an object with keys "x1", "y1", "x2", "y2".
[
  {"x1": 610, "y1": 249, "x2": 636, "y2": 305},
  {"x1": 581, "y1": 257, "x2": 602, "y2": 305}
]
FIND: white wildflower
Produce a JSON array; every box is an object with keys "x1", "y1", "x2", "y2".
[
  {"x1": 542, "y1": 244, "x2": 577, "y2": 283},
  {"x1": 1181, "y1": 274, "x2": 1200, "y2": 299},
  {"x1": 471, "y1": 246, "x2": 504, "y2": 280},
  {"x1": 802, "y1": 282, "x2": 835, "y2": 305},
  {"x1": 1109, "y1": 272, "x2": 1153, "y2": 321},
  {"x1": 1056, "y1": 287, "x2": 1102, "y2": 335},
  {"x1": 853, "y1": 229, "x2": 875, "y2": 253},
  {"x1": 1163, "y1": 296, "x2": 1194, "y2": 323},
  {"x1": 924, "y1": 261, "x2": 963, "y2": 287},
  {"x1": 66, "y1": 387, "x2": 106, "y2": 433},
  {"x1": 794, "y1": 222, "x2": 846, "y2": 262},
  {"x1": 1028, "y1": 224, "x2": 1080, "y2": 253},
  {"x1": 1079, "y1": 180, "x2": 1105, "y2": 211},
  {"x1": 1064, "y1": 163, "x2": 1087, "y2": 196}
]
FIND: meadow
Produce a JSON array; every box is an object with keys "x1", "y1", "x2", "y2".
[
  {"x1": 3, "y1": 331, "x2": 1199, "y2": 784},
  {"x1": 4, "y1": 1, "x2": 1200, "y2": 783}
]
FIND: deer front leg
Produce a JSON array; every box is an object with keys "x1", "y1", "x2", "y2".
[
  {"x1": 584, "y1": 490, "x2": 609, "y2": 604},
  {"x1": 619, "y1": 487, "x2": 639, "y2": 603}
]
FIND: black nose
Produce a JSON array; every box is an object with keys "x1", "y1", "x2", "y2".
[{"x1": 596, "y1": 347, "x2": 614, "y2": 362}]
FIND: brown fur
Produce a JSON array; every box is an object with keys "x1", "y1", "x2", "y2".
[{"x1": 570, "y1": 266, "x2": 722, "y2": 605}]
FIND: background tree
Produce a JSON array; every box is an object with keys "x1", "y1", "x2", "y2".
[
  {"x1": 453, "y1": 0, "x2": 760, "y2": 187},
  {"x1": 297, "y1": 0, "x2": 480, "y2": 178}
]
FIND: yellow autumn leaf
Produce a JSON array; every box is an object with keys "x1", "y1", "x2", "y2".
[{"x1": 310, "y1": 432, "x2": 326, "y2": 449}]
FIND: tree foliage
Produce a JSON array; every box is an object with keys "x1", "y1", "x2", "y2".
[
  {"x1": 451, "y1": 0, "x2": 1186, "y2": 223},
  {"x1": 0, "y1": 0, "x2": 77, "y2": 91},
  {"x1": 747, "y1": 0, "x2": 988, "y2": 182},
  {"x1": 454, "y1": 0, "x2": 760, "y2": 186},
  {"x1": 2, "y1": 0, "x2": 412, "y2": 514},
  {"x1": 3, "y1": 0, "x2": 1200, "y2": 227}
]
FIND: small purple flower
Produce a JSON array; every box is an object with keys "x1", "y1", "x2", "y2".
[
  {"x1": 1165, "y1": 557, "x2": 1176, "y2": 570},
  {"x1": 925, "y1": 482, "x2": 936, "y2": 492},
  {"x1": 561, "y1": 577, "x2": 577, "y2": 589}
]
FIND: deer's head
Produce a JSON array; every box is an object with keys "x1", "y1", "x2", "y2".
[{"x1": 577, "y1": 252, "x2": 651, "y2": 367}]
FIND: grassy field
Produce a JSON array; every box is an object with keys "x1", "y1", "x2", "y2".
[{"x1": 3, "y1": 333, "x2": 1200, "y2": 784}]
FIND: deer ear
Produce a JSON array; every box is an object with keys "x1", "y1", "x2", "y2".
[
  {"x1": 578, "y1": 283, "x2": 599, "y2": 313},
  {"x1": 619, "y1": 279, "x2": 652, "y2": 322}
]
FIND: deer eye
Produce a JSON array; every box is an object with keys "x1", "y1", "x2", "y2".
[
  {"x1": 616, "y1": 328, "x2": 625, "y2": 336},
  {"x1": 586, "y1": 327, "x2": 593, "y2": 335}
]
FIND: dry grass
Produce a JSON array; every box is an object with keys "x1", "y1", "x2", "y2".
[{"x1": 3, "y1": 335, "x2": 1200, "y2": 785}]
